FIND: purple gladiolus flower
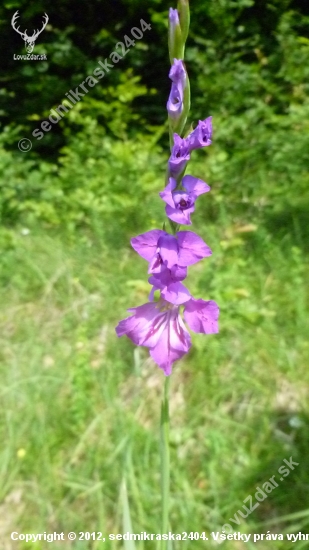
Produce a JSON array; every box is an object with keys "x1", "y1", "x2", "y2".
[
  {"x1": 115, "y1": 297, "x2": 219, "y2": 375},
  {"x1": 187, "y1": 117, "x2": 213, "y2": 150},
  {"x1": 168, "y1": 133, "x2": 190, "y2": 177},
  {"x1": 116, "y1": 6, "x2": 220, "y2": 376},
  {"x1": 131, "y1": 229, "x2": 212, "y2": 274},
  {"x1": 159, "y1": 175, "x2": 210, "y2": 225}
]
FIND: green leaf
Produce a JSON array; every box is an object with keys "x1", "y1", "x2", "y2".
[{"x1": 121, "y1": 478, "x2": 136, "y2": 550}]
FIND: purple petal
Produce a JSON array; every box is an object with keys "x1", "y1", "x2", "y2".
[
  {"x1": 157, "y1": 234, "x2": 179, "y2": 268},
  {"x1": 131, "y1": 230, "x2": 165, "y2": 261},
  {"x1": 171, "y1": 265, "x2": 187, "y2": 280},
  {"x1": 169, "y1": 59, "x2": 186, "y2": 84},
  {"x1": 168, "y1": 133, "x2": 190, "y2": 178},
  {"x1": 116, "y1": 302, "x2": 166, "y2": 347},
  {"x1": 182, "y1": 175, "x2": 210, "y2": 197},
  {"x1": 148, "y1": 274, "x2": 164, "y2": 290},
  {"x1": 200, "y1": 116, "x2": 213, "y2": 145},
  {"x1": 168, "y1": 157, "x2": 189, "y2": 178},
  {"x1": 169, "y1": 8, "x2": 180, "y2": 26},
  {"x1": 177, "y1": 231, "x2": 212, "y2": 265},
  {"x1": 148, "y1": 253, "x2": 165, "y2": 274},
  {"x1": 161, "y1": 282, "x2": 191, "y2": 305},
  {"x1": 172, "y1": 190, "x2": 193, "y2": 206},
  {"x1": 167, "y1": 82, "x2": 183, "y2": 118},
  {"x1": 165, "y1": 204, "x2": 193, "y2": 225},
  {"x1": 149, "y1": 265, "x2": 187, "y2": 288},
  {"x1": 150, "y1": 309, "x2": 191, "y2": 375},
  {"x1": 159, "y1": 178, "x2": 177, "y2": 208},
  {"x1": 184, "y1": 299, "x2": 219, "y2": 334}
]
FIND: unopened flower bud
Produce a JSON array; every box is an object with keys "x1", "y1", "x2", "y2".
[{"x1": 168, "y1": 8, "x2": 184, "y2": 63}]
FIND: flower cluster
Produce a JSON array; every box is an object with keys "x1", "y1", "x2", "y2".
[{"x1": 116, "y1": 3, "x2": 219, "y2": 376}]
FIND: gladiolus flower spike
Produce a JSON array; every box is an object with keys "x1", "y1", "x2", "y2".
[{"x1": 116, "y1": 2, "x2": 219, "y2": 376}]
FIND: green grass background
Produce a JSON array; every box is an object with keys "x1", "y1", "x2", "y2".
[{"x1": 0, "y1": 182, "x2": 308, "y2": 549}]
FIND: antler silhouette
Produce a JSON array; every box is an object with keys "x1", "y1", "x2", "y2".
[
  {"x1": 31, "y1": 13, "x2": 49, "y2": 41},
  {"x1": 11, "y1": 11, "x2": 49, "y2": 43},
  {"x1": 11, "y1": 11, "x2": 27, "y2": 40}
]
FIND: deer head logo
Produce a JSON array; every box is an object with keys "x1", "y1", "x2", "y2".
[{"x1": 11, "y1": 11, "x2": 48, "y2": 53}]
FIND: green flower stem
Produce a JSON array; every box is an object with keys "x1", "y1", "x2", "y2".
[
  {"x1": 160, "y1": 375, "x2": 170, "y2": 544},
  {"x1": 168, "y1": 219, "x2": 179, "y2": 235}
]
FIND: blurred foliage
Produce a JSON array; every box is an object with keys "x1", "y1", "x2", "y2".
[
  {"x1": 0, "y1": 116, "x2": 164, "y2": 232},
  {"x1": 0, "y1": 0, "x2": 308, "y2": 235}
]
